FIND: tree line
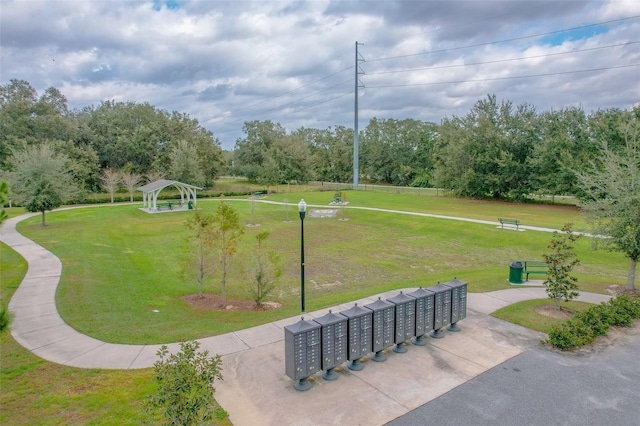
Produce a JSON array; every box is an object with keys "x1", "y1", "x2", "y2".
[
  {"x1": 3, "y1": 79, "x2": 637, "y2": 203},
  {"x1": 234, "y1": 95, "x2": 639, "y2": 201},
  {"x1": 1, "y1": 79, "x2": 224, "y2": 192},
  {"x1": 1, "y1": 79, "x2": 637, "y2": 289}
]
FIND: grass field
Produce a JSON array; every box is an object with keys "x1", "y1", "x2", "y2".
[
  {"x1": 12, "y1": 190, "x2": 629, "y2": 344},
  {"x1": 0, "y1": 242, "x2": 165, "y2": 425},
  {"x1": 1, "y1": 187, "x2": 632, "y2": 424}
]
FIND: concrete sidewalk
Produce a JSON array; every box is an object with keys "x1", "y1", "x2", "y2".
[{"x1": 1, "y1": 211, "x2": 613, "y2": 425}]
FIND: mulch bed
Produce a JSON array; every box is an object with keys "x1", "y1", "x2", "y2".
[{"x1": 182, "y1": 293, "x2": 280, "y2": 311}]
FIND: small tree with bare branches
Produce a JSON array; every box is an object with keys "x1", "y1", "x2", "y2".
[
  {"x1": 120, "y1": 170, "x2": 142, "y2": 202},
  {"x1": 101, "y1": 168, "x2": 121, "y2": 203}
]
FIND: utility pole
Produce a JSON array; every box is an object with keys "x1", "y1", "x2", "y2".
[{"x1": 354, "y1": 41, "x2": 365, "y2": 187}]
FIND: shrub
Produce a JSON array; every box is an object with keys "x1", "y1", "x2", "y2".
[
  {"x1": 573, "y1": 305, "x2": 610, "y2": 337},
  {"x1": 147, "y1": 341, "x2": 224, "y2": 425},
  {"x1": 544, "y1": 295, "x2": 640, "y2": 350},
  {"x1": 0, "y1": 304, "x2": 12, "y2": 332}
]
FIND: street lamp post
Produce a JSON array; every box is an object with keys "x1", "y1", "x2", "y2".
[{"x1": 298, "y1": 199, "x2": 307, "y2": 314}]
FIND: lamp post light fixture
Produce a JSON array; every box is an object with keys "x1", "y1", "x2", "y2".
[{"x1": 298, "y1": 199, "x2": 307, "y2": 314}]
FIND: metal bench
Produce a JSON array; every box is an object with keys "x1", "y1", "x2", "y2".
[
  {"x1": 523, "y1": 260, "x2": 547, "y2": 280},
  {"x1": 498, "y1": 218, "x2": 521, "y2": 230}
]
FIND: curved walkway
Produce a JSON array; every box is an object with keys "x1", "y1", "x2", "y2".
[
  {"x1": 1, "y1": 209, "x2": 609, "y2": 369},
  {"x1": 2, "y1": 208, "x2": 617, "y2": 425}
]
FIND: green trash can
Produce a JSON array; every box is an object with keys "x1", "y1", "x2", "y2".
[
  {"x1": 188, "y1": 200, "x2": 193, "y2": 210},
  {"x1": 509, "y1": 261, "x2": 523, "y2": 284}
]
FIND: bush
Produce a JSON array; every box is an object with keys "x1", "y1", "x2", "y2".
[
  {"x1": 573, "y1": 304, "x2": 610, "y2": 337},
  {"x1": 147, "y1": 341, "x2": 224, "y2": 425},
  {"x1": 0, "y1": 304, "x2": 12, "y2": 332},
  {"x1": 606, "y1": 296, "x2": 640, "y2": 327},
  {"x1": 544, "y1": 295, "x2": 640, "y2": 350}
]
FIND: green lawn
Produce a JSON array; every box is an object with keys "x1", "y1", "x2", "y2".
[
  {"x1": 1, "y1": 189, "x2": 630, "y2": 425},
  {"x1": 492, "y1": 299, "x2": 595, "y2": 333},
  {"x1": 13, "y1": 191, "x2": 629, "y2": 344},
  {"x1": 0, "y1": 242, "x2": 164, "y2": 425}
]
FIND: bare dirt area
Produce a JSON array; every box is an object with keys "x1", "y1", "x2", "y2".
[
  {"x1": 534, "y1": 305, "x2": 574, "y2": 319},
  {"x1": 606, "y1": 284, "x2": 639, "y2": 298},
  {"x1": 182, "y1": 293, "x2": 281, "y2": 312}
]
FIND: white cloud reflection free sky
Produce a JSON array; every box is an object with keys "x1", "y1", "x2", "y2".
[{"x1": 1, "y1": 0, "x2": 639, "y2": 149}]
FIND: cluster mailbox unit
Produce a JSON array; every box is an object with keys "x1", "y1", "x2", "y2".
[
  {"x1": 341, "y1": 303, "x2": 373, "y2": 371},
  {"x1": 284, "y1": 278, "x2": 468, "y2": 391},
  {"x1": 284, "y1": 317, "x2": 322, "y2": 391},
  {"x1": 407, "y1": 286, "x2": 436, "y2": 345},
  {"x1": 444, "y1": 277, "x2": 468, "y2": 332},
  {"x1": 364, "y1": 297, "x2": 396, "y2": 362},
  {"x1": 386, "y1": 291, "x2": 416, "y2": 353},
  {"x1": 314, "y1": 310, "x2": 348, "y2": 381},
  {"x1": 426, "y1": 282, "x2": 453, "y2": 338}
]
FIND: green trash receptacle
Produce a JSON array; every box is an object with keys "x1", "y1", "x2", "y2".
[
  {"x1": 188, "y1": 200, "x2": 193, "y2": 210},
  {"x1": 509, "y1": 261, "x2": 523, "y2": 284}
]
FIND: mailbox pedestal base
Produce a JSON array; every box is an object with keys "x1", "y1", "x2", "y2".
[
  {"x1": 447, "y1": 322, "x2": 461, "y2": 332},
  {"x1": 392, "y1": 342, "x2": 408, "y2": 353},
  {"x1": 412, "y1": 334, "x2": 428, "y2": 346},
  {"x1": 430, "y1": 328, "x2": 445, "y2": 339},
  {"x1": 323, "y1": 368, "x2": 339, "y2": 381},
  {"x1": 348, "y1": 358, "x2": 364, "y2": 371},
  {"x1": 371, "y1": 350, "x2": 387, "y2": 362},
  {"x1": 294, "y1": 377, "x2": 313, "y2": 391}
]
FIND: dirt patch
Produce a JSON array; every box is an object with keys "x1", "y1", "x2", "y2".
[
  {"x1": 534, "y1": 305, "x2": 574, "y2": 319},
  {"x1": 606, "y1": 284, "x2": 639, "y2": 298},
  {"x1": 182, "y1": 293, "x2": 281, "y2": 312}
]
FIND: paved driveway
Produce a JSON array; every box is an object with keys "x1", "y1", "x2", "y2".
[{"x1": 389, "y1": 325, "x2": 640, "y2": 426}]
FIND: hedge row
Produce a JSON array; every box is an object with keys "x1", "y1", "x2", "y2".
[
  {"x1": 544, "y1": 296, "x2": 640, "y2": 350},
  {"x1": 69, "y1": 191, "x2": 256, "y2": 205}
]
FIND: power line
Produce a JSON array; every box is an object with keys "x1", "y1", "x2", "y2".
[
  {"x1": 211, "y1": 90, "x2": 354, "y2": 138},
  {"x1": 365, "y1": 63, "x2": 640, "y2": 89},
  {"x1": 245, "y1": 78, "x2": 352, "y2": 117},
  {"x1": 269, "y1": 91, "x2": 353, "y2": 122},
  {"x1": 366, "y1": 16, "x2": 640, "y2": 63},
  {"x1": 232, "y1": 66, "x2": 353, "y2": 114},
  {"x1": 365, "y1": 41, "x2": 640, "y2": 76}
]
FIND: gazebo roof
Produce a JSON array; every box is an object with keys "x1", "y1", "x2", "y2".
[{"x1": 137, "y1": 179, "x2": 202, "y2": 192}]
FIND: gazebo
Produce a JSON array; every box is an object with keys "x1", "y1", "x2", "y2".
[{"x1": 137, "y1": 179, "x2": 202, "y2": 212}]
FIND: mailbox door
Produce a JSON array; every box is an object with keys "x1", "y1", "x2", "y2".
[
  {"x1": 403, "y1": 300, "x2": 416, "y2": 340},
  {"x1": 394, "y1": 303, "x2": 406, "y2": 343},
  {"x1": 334, "y1": 320, "x2": 348, "y2": 365},
  {"x1": 450, "y1": 286, "x2": 461, "y2": 323},
  {"x1": 457, "y1": 284, "x2": 468, "y2": 321},
  {"x1": 424, "y1": 293, "x2": 435, "y2": 332},
  {"x1": 321, "y1": 323, "x2": 336, "y2": 370},
  {"x1": 433, "y1": 291, "x2": 444, "y2": 330},
  {"x1": 306, "y1": 328, "x2": 321, "y2": 375},
  {"x1": 359, "y1": 312, "x2": 373, "y2": 358},
  {"x1": 347, "y1": 316, "x2": 362, "y2": 361},
  {"x1": 443, "y1": 289, "x2": 452, "y2": 326},
  {"x1": 382, "y1": 307, "x2": 395, "y2": 348},
  {"x1": 415, "y1": 297, "x2": 426, "y2": 335},
  {"x1": 371, "y1": 309, "x2": 385, "y2": 352}
]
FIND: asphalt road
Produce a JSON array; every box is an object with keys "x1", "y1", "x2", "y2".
[{"x1": 388, "y1": 325, "x2": 640, "y2": 426}]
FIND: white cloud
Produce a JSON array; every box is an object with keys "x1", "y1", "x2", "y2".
[{"x1": 1, "y1": 0, "x2": 639, "y2": 149}]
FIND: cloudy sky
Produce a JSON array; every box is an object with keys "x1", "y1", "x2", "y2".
[{"x1": 1, "y1": 0, "x2": 639, "y2": 150}]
